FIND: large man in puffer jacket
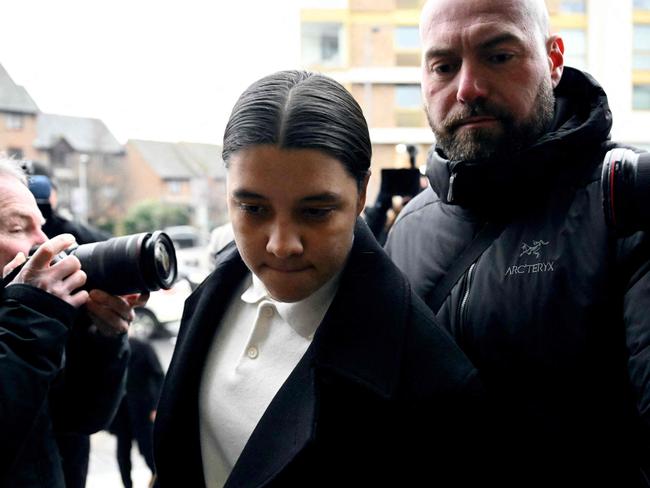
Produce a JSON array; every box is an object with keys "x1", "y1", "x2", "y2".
[{"x1": 385, "y1": 0, "x2": 650, "y2": 485}]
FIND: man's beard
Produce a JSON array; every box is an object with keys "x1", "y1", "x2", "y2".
[{"x1": 427, "y1": 78, "x2": 555, "y2": 162}]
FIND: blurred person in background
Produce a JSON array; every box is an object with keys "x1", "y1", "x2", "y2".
[
  {"x1": 363, "y1": 144, "x2": 423, "y2": 245},
  {"x1": 26, "y1": 161, "x2": 111, "y2": 244},
  {"x1": 0, "y1": 158, "x2": 146, "y2": 487},
  {"x1": 206, "y1": 222, "x2": 234, "y2": 271},
  {"x1": 109, "y1": 329, "x2": 165, "y2": 488},
  {"x1": 27, "y1": 166, "x2": 113, "y2": 488}
]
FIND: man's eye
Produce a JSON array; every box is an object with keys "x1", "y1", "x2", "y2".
[
  {"x1": 430, "y1": 63, "x2": 460, "y2": 78},
  {"x1": 488, "y1": 53, "x2": 514, "y2": 64}
]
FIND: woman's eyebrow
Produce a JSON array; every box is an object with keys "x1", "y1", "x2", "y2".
[
  {"x1": 300, "y1": 192, "x2": 341, "y2": 204},
  {"x1": 231, "y1": 189, "x2": 267, "y2": 200}
]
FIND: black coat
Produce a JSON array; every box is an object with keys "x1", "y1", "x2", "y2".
[
  {"x1": 386, "y1": 67, "x2": 650, "y2": 485},
  {"x1": 0, "y1": 283, "x2": 129, "y2": 487},
  {"x1": 154, "y1": 220, "x2": 487, "y2": 487}
]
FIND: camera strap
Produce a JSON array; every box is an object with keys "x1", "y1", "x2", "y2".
[{"x1": 425, "y1": 220, "x2": 506, "y2": 314}]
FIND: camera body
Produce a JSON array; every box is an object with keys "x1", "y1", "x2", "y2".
[
  {"x1": 379, "y1": 168, "x2": 421, "y2": 198},
  {"x1": 601, "y1": 148, "x2": 650, "y2": 236},
  {"x1": 52, "y1": 231, "x2": 177, "y2": 295}
]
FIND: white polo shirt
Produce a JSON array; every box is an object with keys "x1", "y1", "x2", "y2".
[{"x1": 198, "y1": 272, "x2": 339, "y2": 487}]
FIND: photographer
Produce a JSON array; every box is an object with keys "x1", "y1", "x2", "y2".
[
  {"x1": 364, "y1": 144, "x2": 422, "y2": 244},
  {"x1": 0, "y1": 159, "x2": 146, "y2": 487}
]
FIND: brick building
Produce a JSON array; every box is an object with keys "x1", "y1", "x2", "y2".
[
  {"x1": 0, "y1": 63, "x2": 40, "y2": 161},
  {"x1": 125, "y1": 139, "x2": 227, "y2": 233}
]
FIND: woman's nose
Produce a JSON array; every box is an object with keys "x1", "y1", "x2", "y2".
[{"x1": 266, "y1": 222, "x2": 303, "y2": 258}]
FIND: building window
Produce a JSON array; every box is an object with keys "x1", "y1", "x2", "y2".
[
  {"x1": 634, "y1": 25, "x2": 650, "y2": 70},
  {"x1": 633, "y1": 84, "x2": 650, "y2": 110},
  {"x1": 559, "y1": 0, "x2": 586, "y2": 13},
  {"x1": 396, "y1": 85, "x2": 421, "y2": 109},
  {"x1": 634, "y1": 0, "x2": 650, "y2": 10},
  {"x1": 396, "y1": 0, "x2": 420, "y2": 8},
  {"x1": 168, "y1": 180, "x2": 182, "y2": 194},
  {"x1": 558, "y1": 28, "x2": 587, "y2": 70},
  {"x1": 395, "y1": 26, "x2": 419, "y2": 50},
  {"x1": 5, "y1": 113, "x2": 24, "y2": 130},
  {"x1": 301, "y1": 23, "x2": 343, "y2": 67},
  {"x1": 396, "y1": 85, "x2": 423, "y2": 127}
]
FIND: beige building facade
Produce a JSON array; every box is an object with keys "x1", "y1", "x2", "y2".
[{"x1": 300, "y1": 0, "x2": 650, "y2": 200}]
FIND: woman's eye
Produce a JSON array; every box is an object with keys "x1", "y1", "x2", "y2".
[
  {"x1": 302, "y1": 207, "x2": 334, "y2": 220},
  {"x1": 238, "y1": 203, "x2": 267, "y2": 216}
]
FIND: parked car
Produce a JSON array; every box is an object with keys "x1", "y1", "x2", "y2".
[
  {"x1": 164, "y1": 225, "x2": 210, "y2": 277},
  {"x1": 131, "y1": 275, "x2": 193, "y2": 338}
]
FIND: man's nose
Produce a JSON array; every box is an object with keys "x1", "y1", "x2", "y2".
[
  {"x1": 266, "y1": 221, "x2": 303, "y2": 258},
  {"x1": 33, "y1": 228, "x2": 48, "y2": 247},
  {"x1": 456, "y1": 63, "x2": 489, "y2": 104}
]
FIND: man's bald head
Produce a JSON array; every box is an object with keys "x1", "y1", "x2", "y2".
[{"x1": 421, "y1": 0, "x2": 551, "y2": 53}]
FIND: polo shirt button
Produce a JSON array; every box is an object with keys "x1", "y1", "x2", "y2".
[
  {"x1": 262, "y1": 306, "x2": 274, "y2": 318},
  {"x1": 247, "y1": 346, "x2": 259, "y2": 359}
]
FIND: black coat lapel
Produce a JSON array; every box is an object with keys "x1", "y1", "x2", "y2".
[{"x1": 314, "y1": 219, "x2": 407, "y2": 397}]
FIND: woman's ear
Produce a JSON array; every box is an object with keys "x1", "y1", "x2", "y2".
[
  {"x1": 356, "y1": 171, "x2": 371, "y2": 215},
  {"x1": 547, "y1": 34, "x2": 564, "y2": 88}
]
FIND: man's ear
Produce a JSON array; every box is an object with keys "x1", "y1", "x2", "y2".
[
  {"x1": 356, "y1": 171, "x2": 371, "y2": 216},
  {"x1": 547, "y1": 35, "x2": 564, "y2": 88}
]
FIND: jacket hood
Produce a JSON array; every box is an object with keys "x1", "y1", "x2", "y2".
[{"x1": 426, "y1": 67, "x2": 613, "y2": 209}]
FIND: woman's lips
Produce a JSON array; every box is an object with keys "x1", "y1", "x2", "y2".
[{"x1": 264, "y1": 263, "x2": 310, "y2": 273}]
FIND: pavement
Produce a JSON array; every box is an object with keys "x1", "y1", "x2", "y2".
[{"x1": 86, "y1": 335, "x2": 177, "y2": 488}]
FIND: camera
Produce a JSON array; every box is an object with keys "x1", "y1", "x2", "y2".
[
  {"x1": 379, "y1": 168, "x2": 422, "y2": 198},
  {"x1": 601, "y1": 148, "x2": 650, "y2": 235},
  {"x1": 41, "y1": 231, "x2": 178, "y2": 295}
]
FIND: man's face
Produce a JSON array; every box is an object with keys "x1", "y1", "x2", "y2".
[
  {"x1": 0, "y1": 175, "x2": 48, "y2": 269},
  {"x1": 420, "y1": 0, "x2": 561, "y2": 161},
  {"x1": 227, "y1": 145, "x2": 367, "y2": 303}
]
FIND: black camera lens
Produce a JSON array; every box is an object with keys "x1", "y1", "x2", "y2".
[
  {"x1": 71, "y1": 231, "x2": 178, "y2": 295},
  {"x1": 602, "y1": 148, "x2": 650, "y2": 236}
]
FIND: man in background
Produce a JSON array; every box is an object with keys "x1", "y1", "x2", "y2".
[{"x1": 386, "y1": 0, "x2": 650, "y2": 485}]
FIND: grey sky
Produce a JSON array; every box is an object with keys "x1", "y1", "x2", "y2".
[{"x1": 0, "y1": 0, "x2": 301, "y2": 144}]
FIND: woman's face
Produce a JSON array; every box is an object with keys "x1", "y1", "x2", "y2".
[{"x1": 227, "y1": 145, "x2": 368, "y2": 303}]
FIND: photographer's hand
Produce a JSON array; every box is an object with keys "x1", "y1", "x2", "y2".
[
  {"x1": 86, "y1": 291, "x2": 149, "y2": 337},
  {"x1": 6, "y1": 234, "x2": 89, "y2": 309}
]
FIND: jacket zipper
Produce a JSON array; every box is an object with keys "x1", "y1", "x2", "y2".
[
  {"x1": 457, "y1": 262, "x2": 476, "y2": 339},
  {"x1": 447, "y1": 172, "x2": 457, "y2": 203}
]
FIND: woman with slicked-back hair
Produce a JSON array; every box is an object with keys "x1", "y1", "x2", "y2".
[{"x1": 153, "y1": 71, "x2": 488, "y2": 487}]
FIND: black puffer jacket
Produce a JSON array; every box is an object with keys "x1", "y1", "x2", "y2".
[{"x1": 386, "y1": 67, "x2": 650, "y2": 486}]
